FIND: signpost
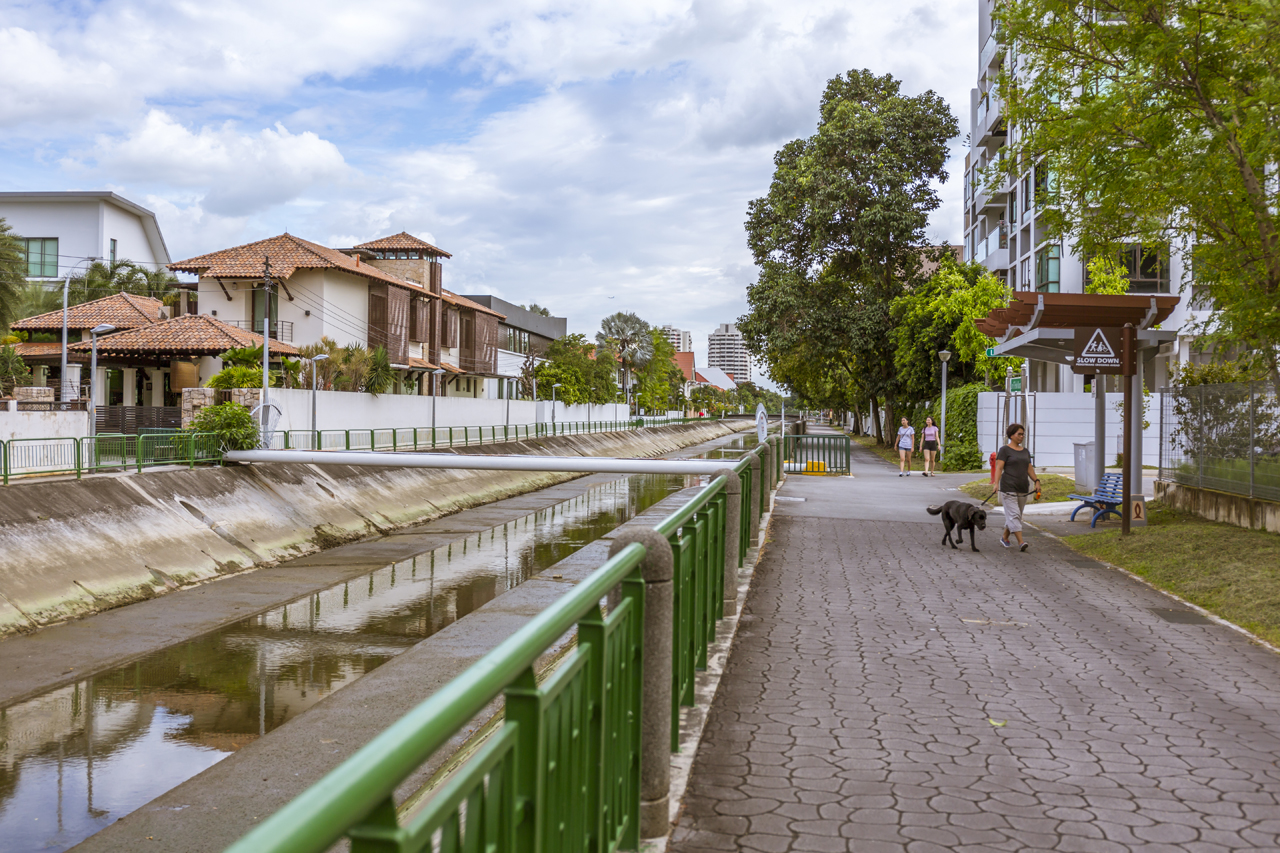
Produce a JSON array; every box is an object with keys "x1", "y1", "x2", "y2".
[{"x1": 1071, "y1": 325, "x2": 1139, "y2": 533}]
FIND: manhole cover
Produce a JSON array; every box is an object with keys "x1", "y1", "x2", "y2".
[{"x1": 1151, "y1": 608, "x2": 1212, "y2": 624}]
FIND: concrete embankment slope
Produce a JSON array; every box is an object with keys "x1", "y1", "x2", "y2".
[{"x1": 0, "y1": 422, "x2": 745, "y2": 636}]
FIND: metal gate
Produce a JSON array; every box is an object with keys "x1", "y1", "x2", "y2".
[
  {"x1": 95, "y1": 406, "x2": 183, "y2": 435},
  {"x1": 782, "y1": 434, "x2": 851, "y2": 474}
]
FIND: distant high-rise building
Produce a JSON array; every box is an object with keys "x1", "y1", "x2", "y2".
[
  {"x1": 661, "y1": 324, "x2": 693, "y2": 352},
  {"x1": 707, "y1": 323, "x2": 750, "y2": 384}
]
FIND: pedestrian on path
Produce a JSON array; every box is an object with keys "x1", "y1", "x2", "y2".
[
  {"x1": 921, "y1": 416, "x2": 940, "y2": 477},
  {"x1": 991, "y1": 422, "x2": 1040, "y2": 551},
  {"x1": 896, "y1": 416, "x2": 915, "y2": 476}
]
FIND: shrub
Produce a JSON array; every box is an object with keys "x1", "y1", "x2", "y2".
[
  {"x1": 206, "y1": 365, "x2": 281, "y2": 389},
  {"x1": 0, "y1": 345, "x2": 32, "y2": 397},
  {"x1": 186, "y1": 402, "x2": 260, "y2": 451}
]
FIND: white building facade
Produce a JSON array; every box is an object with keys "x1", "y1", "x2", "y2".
[
  {"x1": 707, "y1": 323, "x2": 751, "y2": 384},
  {"x1": 661, "y1": 325, "x2": 693, "y2": 353},
  {"x1": 0, "y1": 191, "x2": 171, "y2": 280},
  {"x1": 964, "y1": 0, "x2": 1208, "y2": 392}
]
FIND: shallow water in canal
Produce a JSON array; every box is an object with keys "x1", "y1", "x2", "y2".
[{"x1": 0, "y1": 434, "x2": 758, "y2": 852}]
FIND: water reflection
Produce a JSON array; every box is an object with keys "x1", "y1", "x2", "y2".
[{"x1": 0, "y1": 468, "x2": 709, "y2": 853}]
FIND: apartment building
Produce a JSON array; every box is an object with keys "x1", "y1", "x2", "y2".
[
  {"x1": 707, "y1": 323, "x2": 751, "y2": 384},
  {"x1": 963, "y1": 0, "x2": 1203, "y2": 391},
  {"x1": 661, "y1": 325, "x2": 693, "y2": 353}
]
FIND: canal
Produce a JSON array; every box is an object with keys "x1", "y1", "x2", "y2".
[{"x1": 0, "y1": 434, "x2": 756, "y2": 852}]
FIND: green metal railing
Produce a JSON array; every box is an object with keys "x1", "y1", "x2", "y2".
[
  {"x1": 0, "y1": 418, "x2": 715, "y2": 484},
  {"x1": 1, "y1": 433, "x2": 224, "y2": 484},
  {"x1": 224, "y1": 442, "x2": 773, "y2": 853},
  {"x1": 782, "y1": 434, "x2": 851, "y2": 474}
]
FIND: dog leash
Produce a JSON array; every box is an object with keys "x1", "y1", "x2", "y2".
[{"x1": 981, "y1": 483, "x2": 1042, "y2": 506}]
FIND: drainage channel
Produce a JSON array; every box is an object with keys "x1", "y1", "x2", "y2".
[{"x1": 0, "y1": 434, "x2": 757, "y2": 853}]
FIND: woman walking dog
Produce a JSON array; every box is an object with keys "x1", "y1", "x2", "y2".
[
  {"x1": 921, "y1": 416, "x2": 940, "y2": 476},
  {"x1": 991, "y1": 422, "x2": 1040, "y2": 551},
  {"x1": 896, "y1": 416, "x2": 915, "y2": 477}
]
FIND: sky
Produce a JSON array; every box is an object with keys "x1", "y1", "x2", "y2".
[{"x1": 0, "y1": 0, "x2": 977, "y2": 387}]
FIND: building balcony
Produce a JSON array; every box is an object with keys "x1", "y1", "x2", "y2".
[
  {"x1": 229, "y1": 320, "x2": 294, "y2": 342},
  {"x1": 977, "y1": 90, "x2": 1006, "y2": 145}
]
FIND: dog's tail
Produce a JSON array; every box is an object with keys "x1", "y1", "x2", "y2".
[{"x1": 926, "y1": 505, "x2": 943, "y2": 515}]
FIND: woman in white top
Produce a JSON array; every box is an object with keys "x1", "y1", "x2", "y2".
[
  {"x1": 896, "y1": 417, "x2": 915, "y2": 477},
  {"x1": 920, "y1": 416, "x2": 941, "y2": 477}
]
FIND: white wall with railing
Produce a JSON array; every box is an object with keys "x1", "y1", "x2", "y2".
[
  {"x1": 0, "y1": 406, "x2": 92, "y2": 442},
  {"x1": 978, "y1": 391, "x2": 1162, "y2": 468}
]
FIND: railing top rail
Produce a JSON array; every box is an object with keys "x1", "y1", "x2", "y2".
[
  {"x1": 654, "y1": 475, "x2": 727, "y2": 537},
  {"x1": 225, "y1": 540, "x2": 648, "y2": 853}
]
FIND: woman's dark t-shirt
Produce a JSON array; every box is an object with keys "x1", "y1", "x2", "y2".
[{"x1": 997, "y1": 445, "x2": 1032, "y2": 493}]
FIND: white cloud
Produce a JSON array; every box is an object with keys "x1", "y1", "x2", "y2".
[{"x1": 74, "y1": 111, "x2": 349, "y2": 216}]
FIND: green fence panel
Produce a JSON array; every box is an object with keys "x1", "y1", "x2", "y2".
[
  {"x1": 225, "y1": 542, "x2": 648, "y2": 853},
  {"x1": 81, "y1": 434, "x2": 134, "y2": 475},
  {"x1": 5, "y1": 436, "x2": 81, "y2": 481},
  {"x1": 783, "y1": 434, "x2": 851, "y2": 474}
]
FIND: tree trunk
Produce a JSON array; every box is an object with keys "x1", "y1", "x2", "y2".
[
  {"x1": 871, "y1": 395, "x2": 883, "y2": 445},
  {"x1": 883, "y1": 398, "x2": 896, "y2": 445}
]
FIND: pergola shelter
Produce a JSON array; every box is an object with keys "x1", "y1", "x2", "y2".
[{"x1": 976, "y1": 292, "x2": 1181, "y2": 493}]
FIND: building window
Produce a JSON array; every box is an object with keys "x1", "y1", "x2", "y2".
[
  {"x1": 1021, "y1": 174, "x2": 1032, "y2": 215},
  {"x1": 23, "y1": 238, "x2": 58, "y2": 277},
  {"x1": 1121, "y1": 243, "x2": 1169, "y2": 293},
  {"x1": 1035, "y1": 244, "x2": 1060, "y2": 292},
  {"x1": 110, "y1": 238, "x2": 117, "y2": 263}
]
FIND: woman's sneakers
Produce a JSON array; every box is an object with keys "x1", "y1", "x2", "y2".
[
  {"x1": 1020, "y1": 543, "x2": 1029, "y2": 552},
  {"x1": 1000, "y1": 537, "x2": 1011, "y2": 548}
]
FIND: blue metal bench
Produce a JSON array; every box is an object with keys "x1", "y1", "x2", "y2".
[{"x1": 1068, "y1": 472, "x2": 1125, "y2": 527}]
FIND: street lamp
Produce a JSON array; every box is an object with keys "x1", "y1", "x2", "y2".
[
  {"x1": 938, "y1": 350, "x2": 951, "y2": 458},
  {"x1": 432, "y1": 368, "x2": 446, "y2": 434},
  {"x1": 551, "y1": 383, "x2": 562, "y2": 428},
  {"x1": 58, "y1": 257, "x2": 99, "y2": 401},
  {"x1": 310, "y1": 354, "x2": 329, "y2": 436},
  {"x1": 88, "y1": 324, "x2": 116, "y2": 436}
]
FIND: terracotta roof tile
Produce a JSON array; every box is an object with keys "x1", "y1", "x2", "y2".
[
  {"x1": 12, "y1": 342, "x2": 85, "y2": 362},
  {"x1": 354, "y1": 232, "x2": 452, "y2": 258},
  {"x1": 673, "y1": 351, "x2": 695, "y2": 382},
  {"x1": 169, "y1": 233, "x2": 433, "y2": 297},
  {"x1": 441, "y1": 288, "x2": 503, "y2": 317},
  {"x1": 404, "y1": 356, "x2": 441, "y2": 370},
  {"x1": 12, "y1": 292, "x2": 165, "y2": 332},
  {"x1": 66, "y1": 314, "x2": 300, "y2": 357}
]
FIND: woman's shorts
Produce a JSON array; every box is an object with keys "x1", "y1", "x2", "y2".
[
  {"x1": 1001, "y1": 491, "x2": 1028, "y2": 533},
  {"x1": 923, "y1": 440, "x2": 938, "y2": 452}
]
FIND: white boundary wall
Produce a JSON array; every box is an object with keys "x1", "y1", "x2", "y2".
[
  {"x1": 267, "y1": 390, "x2": 630, "y2": 432},
  {"x1": 0, "y1": 408, "x2": 91, "y2": 442},
  {"x1": 978, "y1": 391, "x2": 1163, "y2": 469}
]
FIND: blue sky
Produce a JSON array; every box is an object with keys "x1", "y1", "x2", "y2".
[{"x1": 0, "y1": 0, "x2": 976, "y2": 384}]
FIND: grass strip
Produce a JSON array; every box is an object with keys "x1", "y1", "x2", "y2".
[
  {"x1": 1061, "y1": 502, "x2": 1280, "y2": 647},
  {"x1": 960, "y1": 473, "x2": 1078, "y2": 503}
]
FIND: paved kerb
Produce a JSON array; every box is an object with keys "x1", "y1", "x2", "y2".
[{"x1": 671, "y1": 439, "x2": 1280, "y2": 852}]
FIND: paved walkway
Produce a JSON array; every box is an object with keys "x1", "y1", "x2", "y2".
[{"x1": 670, "y1": 439, "x2": 1280, "y2": 852}]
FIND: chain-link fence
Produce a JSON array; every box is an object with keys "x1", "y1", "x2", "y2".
[{"x1": 1159, "y1": 381, "x2": 1280, "y2": 502}]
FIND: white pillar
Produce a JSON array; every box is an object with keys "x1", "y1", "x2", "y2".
[
  {"x1": 152, "y1": 371, "x2": 167, "y2": 406},
  {"x1": 122, "y1": 368, "x2": 138, "y2": 406}
]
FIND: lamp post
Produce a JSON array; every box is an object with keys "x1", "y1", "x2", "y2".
[
  {"x1": 432, "y1": 368, "x2": 446, "y2": 434},
  {"x1": 88, "y1": 324, "x2": 116, "y2": 436},
  {"x1": 938, "y1": 350, "x2": 951, "y2": 458},
  {"x1": 58, "y1": 258, "x2": 98, "y2": 401},
  {"x1": 310, "y1": 354, "x2": 329, "y2": 435},
  {"x1": 551, "y1": 383, "x2": 562, "y2": 428}
]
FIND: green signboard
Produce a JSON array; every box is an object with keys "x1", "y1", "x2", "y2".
[
  {"x1": 985, "y1": 347, "x2": 995, "y2": 357},
  {"x1": 1010, "y1": 377, "x2": 1022, "y2": 393}
]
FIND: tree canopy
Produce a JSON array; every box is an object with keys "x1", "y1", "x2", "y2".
[
  {"x1": 0, "y1": 219, "x2": 27, "y2": 333},
  {"x1": 995, "y1": 0, "x2": 1280, "y2": 382},
  {"x1": 596, "y1": 312, "x2": 653, "y2": 404},
  {"x1": 534, "y1": 333, "x2": 619, "y2": 404},
  {"x1": 739, "y1": 68, "x2": 959, "y2": 438}
]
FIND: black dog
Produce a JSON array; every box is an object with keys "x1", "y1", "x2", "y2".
[{"x1": 926, "y1": 501, "x2": 987, "y2": 552}]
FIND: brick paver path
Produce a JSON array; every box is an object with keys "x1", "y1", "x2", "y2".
[{"x1": 670, "y1": 439, "x2": 1280, "y2": 852}]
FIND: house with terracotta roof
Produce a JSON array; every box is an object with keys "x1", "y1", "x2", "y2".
[
  {"x1": 170, "y1": 232, "x2": 505, "y2": 398},
  {"x1": 10, "y1": 292, "x2": 168, "y2": 403}
]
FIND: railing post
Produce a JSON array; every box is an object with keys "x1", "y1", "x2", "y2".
[
  {"x1": 607, "y1": 529, "x2": 674, "y2": 840},
  {"x1": 769, "y1": 435, "x2": 781, "y2": 485},
  {"x1": 747, "y1": 453, "x2": 762, "y2": 545},
  {"x1": 759, "y1": 441, "x2": 773, "y2": 498},
  {"x1": 713, "y1": 469, "x2": 742, "y2": 616}
]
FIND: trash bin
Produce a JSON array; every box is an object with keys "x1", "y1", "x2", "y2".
[{"x1": 1074, "y1": 441, "x2": 1096, "y2": 491}]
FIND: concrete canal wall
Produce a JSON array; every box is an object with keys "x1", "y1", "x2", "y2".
[{"x1": 0, "y1": 421, "x2": 747, "y2": 637}]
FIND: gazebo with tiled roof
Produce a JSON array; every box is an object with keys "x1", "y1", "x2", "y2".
[{"x1": 353, "y1": 231, "x2": 452, "y2": 259}]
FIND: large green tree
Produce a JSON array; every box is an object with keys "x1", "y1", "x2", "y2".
[
  {"x1": 0, "y1": 219, "x2": 27, "y2": 332},
  {"x1": 889, "y1": 258, "x2": 1020, "y2": 402},
  {"x1": 635, "y1": 328, "x2": 685, "y2": 412},
  {"x1": 740, "y1": 69, "x2": 958, "y2": 442},
  {"x1": 995, "y1": 0, "x2": 1280, "y2": 382},
  {"x1": 536, "y1": 333, "x2": 619, "y2": 404},
  {"x1": 596, "y1": 312, "x2": 653, "y2": 408}
]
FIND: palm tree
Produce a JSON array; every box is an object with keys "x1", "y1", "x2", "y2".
[
  {"x1": 68, "y1": 260, "x2": 181, "y2": 305},
  {"x1": 0, "y1": 219, "x2": 27, "y2": 333},
  {"x1": 596, "y1": 312, "x2": 653, "y2": 411}
]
